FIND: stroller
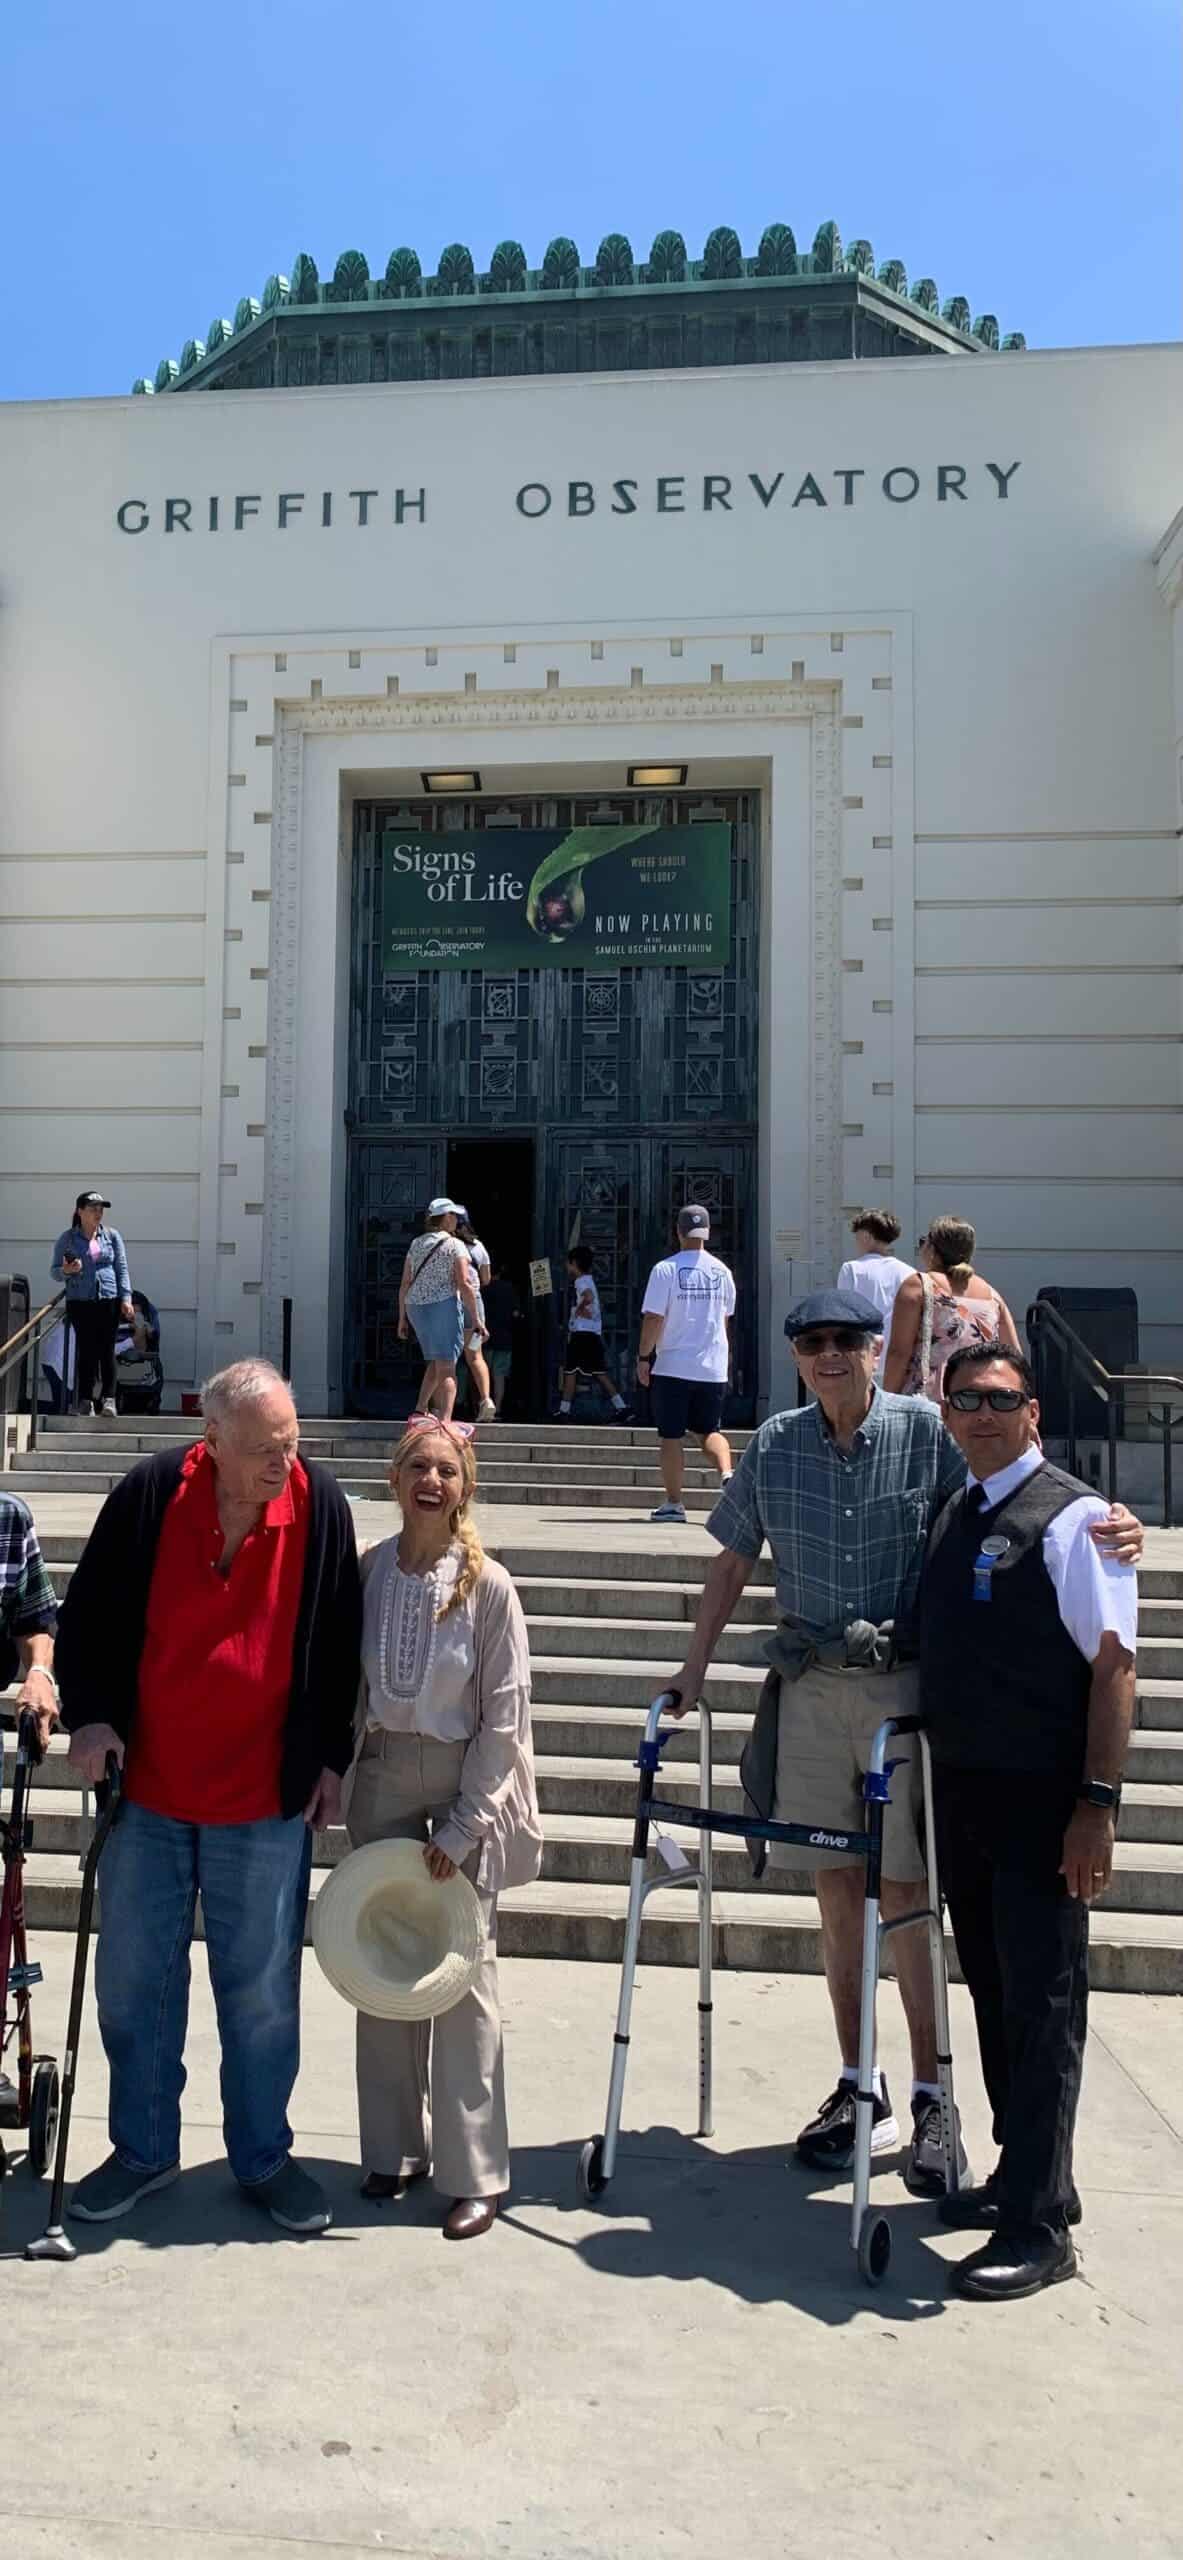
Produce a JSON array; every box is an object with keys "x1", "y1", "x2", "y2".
[{"x1": 114, "y1": 1291, "x2": 163, "y2": 1416}]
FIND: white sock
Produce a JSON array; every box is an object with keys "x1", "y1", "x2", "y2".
[
  {"x1": 611, "y1": 1394, "x2": 626, "y2": 1410},
  {"x1": 559, "y1": 1399, "x2": 571, "y2": 1414},
  {"x1": 912, "y1": 2080, "x2": 943, "y2": 2104},
  {"x1": 841, "y1": 2063, "x2": 884, "y2": 2099}
]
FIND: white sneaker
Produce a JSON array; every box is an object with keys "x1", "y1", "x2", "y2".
[
  {"x1": 97, "y1": 1400, "x2": 120, "y2": 1422},
  {"x1": 650, "y1": 1502, "x2": 687, "y2": 1524}
]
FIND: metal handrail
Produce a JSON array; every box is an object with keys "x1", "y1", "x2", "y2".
[
  {"x1": 1026, "y1": 1297, "x2": 1183, "y2": 1525},
  {"x1": 0, "y1": 1291, "x2": 65, "y2": 1453}
]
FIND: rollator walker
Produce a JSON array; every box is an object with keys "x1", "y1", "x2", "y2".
[{"x1": 576, "y1": 1690, "x2": 962, "y2": 2284}]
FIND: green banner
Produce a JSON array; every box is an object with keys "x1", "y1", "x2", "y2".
[{"x1": 380, "y1": 822, "x2": 732, "y2": 972}]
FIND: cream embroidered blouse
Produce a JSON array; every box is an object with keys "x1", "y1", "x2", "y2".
[
  {"x1": 352, "y1": 1537, "x2": 543, "y2": 1889},
  {"x1": 363, "y1": 1543, "x2": 477, "y2": 1739}
]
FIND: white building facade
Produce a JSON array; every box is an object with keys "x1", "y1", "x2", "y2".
[{"x1": 1, "y1": 336, "x2": 1180, "y2": 1413}]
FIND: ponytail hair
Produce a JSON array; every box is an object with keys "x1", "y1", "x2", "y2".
[
  {"x1": 388, "y1": 1424, "x2": 485, "y2": 1622},
  {"x1": 925, "y1": 1213, "x2": 976, "y2": 1288}
]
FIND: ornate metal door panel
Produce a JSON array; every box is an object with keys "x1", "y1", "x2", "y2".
[
  {"x1": 346, "y1": 1135, "x2": 444, "y2": 1412},
  {"x1": 345, "y1": 794, "x2": 759, "y2": 1415}
]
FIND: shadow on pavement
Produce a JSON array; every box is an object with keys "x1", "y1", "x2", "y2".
[
  {"x1": 0, "y1": 2151, "x2": 411, "y2": 2258},
  {"x1": 504, "y1": 2127, "x2": 952, "y2": 2325},
  {"x1": 2, "y1": 2130, "x2": 954, "y2": 2321}
]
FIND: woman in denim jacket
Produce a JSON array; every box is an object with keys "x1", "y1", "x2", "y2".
[{"x1": 51, "y1": 1191, "x2": 134, "y2": 1420}]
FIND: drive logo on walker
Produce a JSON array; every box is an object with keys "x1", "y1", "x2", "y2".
[
  {"x1": 809, "y1": 1829, "x2": 854, "y2": 1850},
  {"x1": 381, "y1": 822, "x2": 731, "y2": 972}
]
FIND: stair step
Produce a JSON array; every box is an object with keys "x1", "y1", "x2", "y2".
[
  {"x1": 1135, "y1": 1680, "x2": 1183, "y2": 1732},
  {"x1": 523, "y1": 1614, "x2": 768, "y2": 1665},
  {"x1": 10, "y1": 1734, "x2": 1183, "y2": 1847},
  {"x1": 17, "y1": 1857, "x2": 1183, "y2": 1991},
  {"x1": 18, "y1": 1796, "x2": 1183, "y2": 1915}
]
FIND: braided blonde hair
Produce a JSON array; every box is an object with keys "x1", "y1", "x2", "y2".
[{"x1": 389, "y1": 1425, "x2": 485, "y2": 1622}]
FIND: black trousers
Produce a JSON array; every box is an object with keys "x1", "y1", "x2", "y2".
[
  {"x1": 934, "y1": 1764, "x2": 1087, "y2": 2236},
  {"x1": 67, "y1": 1300, "x2": 120, "y2": 1406}
]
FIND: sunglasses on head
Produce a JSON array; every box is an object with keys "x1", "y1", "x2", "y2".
[
  {"x1": 404, "y1": 1414, "x2": 475, "y2": 1444},
  {"x1": 946, "y1": 1386, "x2": 1028, "y2": 1413},
  {"x1": 794, "y1": 1327, "x2": 870, "y2": 1356}
]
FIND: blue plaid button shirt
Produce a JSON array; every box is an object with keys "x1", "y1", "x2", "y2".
[
  {"x1": 0, "y1": 1494, "x2": 57, "y2": 1679},
  {"x1": 707, "y1": 1389, "x2": 967, "y2": 1643}
]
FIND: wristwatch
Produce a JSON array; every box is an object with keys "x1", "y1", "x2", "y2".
[
  {"x1": 637, "y1": 1352, "x2": 652, "y2": 1367},
  {"x1": 1078, "y1": 1779, "x2": 1121, "y2": 1811}
]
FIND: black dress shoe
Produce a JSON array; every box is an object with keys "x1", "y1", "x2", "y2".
[
  {"x1": 952, "y1": 2225, "x2": 1077, "y2": 2302},
  {"x1": 939, "y1": 2172, "x2": 1082, "y2": 2232},
  {"x1": 360, "y1": 2168, "x2": 428, "y2": 2203}
]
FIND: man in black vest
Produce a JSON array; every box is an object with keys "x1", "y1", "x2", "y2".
[{"x1": 921, "y1": 1342, "x2": 1137, "y2": 2302}]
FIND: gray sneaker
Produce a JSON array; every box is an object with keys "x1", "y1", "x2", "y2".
[
  {"x1": 242, "y1": 2158, "x2": 332, "y2": 2234},
  {"x1": 69, "y1": 2152, "x2": 180, "y2": 2222},
  {"x1": 904, "y1": 2093, "x2": 971, "y2": 2197},
  {"x1": 650, "y1": 1502, "x2": 687, "y2": 1524}
]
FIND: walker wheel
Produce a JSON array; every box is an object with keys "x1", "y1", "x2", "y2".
[
  {"x1": 577, "y1": 2137, "x2": 608, "y2": 2204},
  {"x1": 857, "y1": 2212, "x2": 892, "y2": 2286},
  {"x1": 28, "y1": 2059, "x2": 60, "y2": 2180}
]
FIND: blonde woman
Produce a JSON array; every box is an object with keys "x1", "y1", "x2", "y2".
[
  {"x1": 883, "y1": 1213, "x2": 1021, "y2": 1403},
  {"x1": 344, "y1": 1418, "x2": 542, "y2": 2238}
]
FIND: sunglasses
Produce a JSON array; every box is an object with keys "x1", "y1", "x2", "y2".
[
  {"x1": 793, "y1": 1328, "x2": 871, "y2": 1356},
  {"x1": 946, "y1": 1387, "x2": 1028, "y2": 1413},
  {"x1": 404, "y1": 1415, "x2": 475, "y2": 1444}
]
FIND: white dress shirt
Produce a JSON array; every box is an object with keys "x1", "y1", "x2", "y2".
[{"x1": 967, "y1": 1447, "x2": 1138, "y2": 1662}]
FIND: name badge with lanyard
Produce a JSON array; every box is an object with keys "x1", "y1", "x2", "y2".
[{"x1": 973, "y1": 1534, "x2": 1010, "y2": 1603}]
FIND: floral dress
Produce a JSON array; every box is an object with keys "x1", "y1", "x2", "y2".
[{"x1": 904, "y1": 1275, "x2": 1003, "y2": 1404}]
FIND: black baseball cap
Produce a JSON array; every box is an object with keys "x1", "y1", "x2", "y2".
[{"x1": 75, "y1": 1190, "x2": 111, "y2": 1211}]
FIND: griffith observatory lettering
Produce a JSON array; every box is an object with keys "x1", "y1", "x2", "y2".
[{"x1": 114, "y1": 461, "x2": 1021, "y2": 534}]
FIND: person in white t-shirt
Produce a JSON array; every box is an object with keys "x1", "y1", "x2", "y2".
[
  {"x1": 637, "y1": 1206, "x2": 736, "y2": 1524},
  {"x1": 836, "y1": 1208, "x2": 913, "y2": 1372},
  {"x1": 559, "y1": 1248, "x2": 629, "y2": 1420}
]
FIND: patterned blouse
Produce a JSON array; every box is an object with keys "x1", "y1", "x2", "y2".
[
  {"x1": 904, "y1": 1277, "x2": 1003, "y2": 1404},
  {"x1": 361, "y1": 1541, "x2": 477, "y2": 1738}
]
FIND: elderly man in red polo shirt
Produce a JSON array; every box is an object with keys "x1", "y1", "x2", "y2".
[{"x1": 56, "y1": 1358, "x2": 361, "y2": 2235}]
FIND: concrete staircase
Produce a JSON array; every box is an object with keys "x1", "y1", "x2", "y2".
[
  {"x1": 5, "y1": 1413, "x2": 753, "y2": 1512},
  {"x1": 5, "y1": 1416, "x2": 1183, "y2": 1992}
]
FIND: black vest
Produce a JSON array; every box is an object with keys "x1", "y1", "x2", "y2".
[{"x1": 920, "y1": 1461, "x2": 1093, "y2": 1778}]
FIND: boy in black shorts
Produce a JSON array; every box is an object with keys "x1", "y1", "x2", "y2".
[
  {"x1": 559, "y1": 1247, "x2": 630, "y2": 1420},
  {"x1": 636, "y1": 1205, "x2": 736, "y2": 1523}
]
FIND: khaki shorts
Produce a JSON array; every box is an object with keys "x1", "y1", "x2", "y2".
[{"x1": 770, "y1": 1660, "x2": 925, "y2": 1882}]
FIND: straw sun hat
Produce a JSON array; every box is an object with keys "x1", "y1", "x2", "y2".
[{"x1": 313, "y1": 1838, "x2": 486, "y2": 2022}]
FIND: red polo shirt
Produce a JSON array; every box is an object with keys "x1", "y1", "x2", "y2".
[{"x1": 125, "y1": 1443, "x2": 311, "y2": 1825}]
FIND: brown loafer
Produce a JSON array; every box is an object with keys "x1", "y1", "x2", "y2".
[
  {"x1": 443, "y1": 2195, "x2": 500, "y2": 2241},
  {"x1": 360, "y1": 2169, "x2": 428, "y2": 2203}
]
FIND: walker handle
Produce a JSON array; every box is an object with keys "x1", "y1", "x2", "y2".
[{"x1": 644, "y1": 1690, "x2": 683, "y2": 1745}]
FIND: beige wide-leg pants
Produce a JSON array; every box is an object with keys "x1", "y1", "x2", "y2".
[{"x1": 345, "y1": 1729, "x2": 509, "y2": 2200}]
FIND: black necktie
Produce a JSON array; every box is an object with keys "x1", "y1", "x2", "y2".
[{"x1": 966, "y1": 1484, "x2": 988, "y2": 1520}]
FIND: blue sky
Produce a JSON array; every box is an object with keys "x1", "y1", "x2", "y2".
[{"x1": 2, "y1": 0, "x2": 1178, "y2": 401}]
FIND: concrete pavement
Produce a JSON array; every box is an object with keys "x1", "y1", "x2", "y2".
[{"x1": 3, "y1": 1936, "x2": 1181, "y2": 2560}]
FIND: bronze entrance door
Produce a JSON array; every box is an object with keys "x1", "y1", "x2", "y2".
[{"x1": 344, "y1": 792, "x2": 759, "y2": 1417}]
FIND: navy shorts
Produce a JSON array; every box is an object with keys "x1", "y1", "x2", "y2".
[
  {"x1": 565, "y1": 1332, "x2": 607, "y2": 1373},
  {"x1": 650, "y1": 1376, "x2": 726, "y2": 1441}
]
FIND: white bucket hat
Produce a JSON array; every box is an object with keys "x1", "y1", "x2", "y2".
[{"x1": 313, "y1": 1838, "x2": 486, "y2": 2022}]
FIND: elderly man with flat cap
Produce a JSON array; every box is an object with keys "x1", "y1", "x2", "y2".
[{"x1": 665, "y1": 1288, "x2": 1140, "y2": 2199}]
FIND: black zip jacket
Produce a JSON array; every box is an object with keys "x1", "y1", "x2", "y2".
[{"x1": 55, "y1": 1446, "x2": 362, "y2": 1818}]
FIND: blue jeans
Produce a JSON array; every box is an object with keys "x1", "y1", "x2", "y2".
[{"x1": 95, "y1": 1801, "x2": 313, "y2": 2186}]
